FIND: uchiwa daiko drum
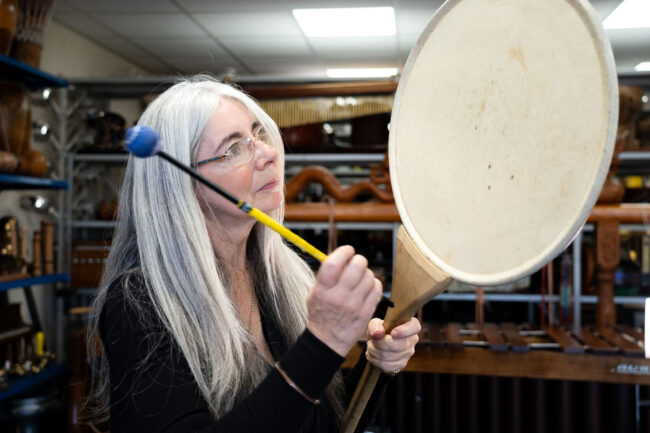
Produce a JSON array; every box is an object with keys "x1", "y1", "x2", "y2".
[
  {"x1": 389, "y1": 0, "x2": 618, "y2": 287},
  {"x1": 342, "y1": 0, "x2": 618, "y2": 431}
]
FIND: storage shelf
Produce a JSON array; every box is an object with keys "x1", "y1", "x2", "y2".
[
  {"x1": 72, "y1": 220, "x2": 115, "y2": 229},
  {"x1": 73, "y1": 153, "x2": 128, "y2": 163},
  {"x1": 72, "y1": 152, "x2": 385, "y2": 166},
  {"x1": 434, "y1": 293, "x2": 559, "y2": 303},
  {"x1": 70, "y1": 150, "x2": 647, "y2": 165},
  {"x1": 433, "y1": 292, "x2": 647, "y2": 305},
  {"x1": 0, "y1": 363, "x2": 66, "y2": 401},
  {"x1": 287, "y1": 222, "x2": 398, "y2": 231},
  {"x1": 285, "y1": 166, "x2": 372, "y2": 177},
  {"x1": 285, "y1": 153, "x2": 384, "y2": 165},
  {"x1": 619, "y1": 151, "x2": 650, "y2": 161},
  {"x1": 0, "y1": 274, "x2": 70, "y2": 293},
  {"x1": 582, "y1": 223, "x2": 650, "y2": 233},
  {"x1": 617, "y1": 151, "x2": 650, "y2": 175},
  {"x1": 0, "y1": 174, "x2": 69, "y2": 190},
  {"x1": 0, "y1": 54, "x2": 67, "y2": 90},
  {"x1": 580, "y1": 295, "x2": 647, "y2": 306}
]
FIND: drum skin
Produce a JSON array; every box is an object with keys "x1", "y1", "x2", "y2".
[{"x1": 389, "y1": 0, "x2": 618, "y2": 285}]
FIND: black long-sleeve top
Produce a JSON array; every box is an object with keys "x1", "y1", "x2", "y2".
[{"x1": 99, "y1": 276, "x2": 388, "y2": 433}]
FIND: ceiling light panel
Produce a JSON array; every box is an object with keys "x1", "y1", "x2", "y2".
[
  {"x1": 293, "y1": 7, "x2": 396, "y2": 37},
  {"x1": 309, "y1": 36, "x2": 398, "y2": 59},
  {"x1": 603, "y1": 0, "x2": 650, "y2": 29}
]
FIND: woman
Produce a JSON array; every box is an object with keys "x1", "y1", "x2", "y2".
[{"x1": 88, "y1": 75, "x2": 420, "y2": 433}]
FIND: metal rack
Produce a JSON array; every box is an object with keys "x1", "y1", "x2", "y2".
[{"x1": 0, "y1": 54, "x2": 70, "y2": 400}]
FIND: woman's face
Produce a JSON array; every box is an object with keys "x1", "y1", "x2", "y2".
[{"x1": 195, "y1": 98, "x2": 284, "y2": 220}]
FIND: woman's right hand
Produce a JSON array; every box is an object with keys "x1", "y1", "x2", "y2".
[{"x1": 306, "y1": 245, "x2": 383, "y2": 357}]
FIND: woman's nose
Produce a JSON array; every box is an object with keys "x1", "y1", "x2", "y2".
[{"x1": 254, "y1": 140, "x2": 279, "y2": 169}]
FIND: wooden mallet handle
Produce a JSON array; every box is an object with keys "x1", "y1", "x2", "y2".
[{"x1": 340, "y1": 226, "x2": 452, "y2": 433}]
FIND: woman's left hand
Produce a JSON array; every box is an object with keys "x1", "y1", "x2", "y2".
[{"x1": 365, "y1": 317, "x2": 421, "y2": 374}]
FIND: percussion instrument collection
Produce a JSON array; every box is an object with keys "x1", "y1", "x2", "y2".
[
  {"x1": 0, "y1": 215, "x2": 56, "y2": 279},
  {"x1": 0, "y1": 215, "x2": 57, "y2": 398},
  {"x1": 0, "y1": 0, "x2": 56, "y2": 179},
  {"x1": 0, "y1": 328, "x2": 56, "y2": 390},
  {"x1": 0, "y1": 0, "x2": 647, "y2": 430}
]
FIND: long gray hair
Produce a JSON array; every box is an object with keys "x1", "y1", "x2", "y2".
[{"x1": 87, "y1": 75, "x2": 343, "y2": 420}]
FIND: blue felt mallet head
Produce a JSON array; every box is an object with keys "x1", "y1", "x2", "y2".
[{"x1": 125, "y1": 126, "x2": 161, "y2": 157}]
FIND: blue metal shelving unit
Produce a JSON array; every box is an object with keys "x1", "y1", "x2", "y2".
[
  {"x1": 0, "y1": 173, "x2": 69, "y2": 190},
  {"x1": 0, "y1": 54, "x2": 70, "y2": 403},
  {"x1": 0, "y1": 55, "x2": 69, "y2": 189},
  {"x1": 0, "y1": 363, "x2": 66, "y2": 401},
  {"x1": 0, "y1": 54, "x2": 67, "y2": 89},
  {"x1": 0, "y1": 273, "x2": 70, "y2": 293}
]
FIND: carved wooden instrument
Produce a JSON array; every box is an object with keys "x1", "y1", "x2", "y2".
[{"x1": 341, "y1": 0, "x2": 618, "y2": 431}]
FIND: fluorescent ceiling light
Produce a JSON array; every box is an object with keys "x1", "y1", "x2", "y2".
[
  {"x1": 293, "y1": 7, "x2": 396, "y2": 37},
  {"x1": 603, "y1": 0, "x2": 650, "y2": 29},
  {"x1": 635, "y1": 61, "x2": 650, "y2": 71},
  {"x1": 326, "y1": 68, "x2": 398, "y2": 78}
]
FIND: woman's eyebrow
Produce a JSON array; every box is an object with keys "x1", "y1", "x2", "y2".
[
  {"x1": 217, "y1": 131, "x2": 243, "y2": 150},
  {"x1": 214, "y1": 121, "x2": 261, "y2": 153}
]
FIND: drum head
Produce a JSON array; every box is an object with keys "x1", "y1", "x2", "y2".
[{"x1": 389, "y1": 0, "x2": 618, "y2": 285}]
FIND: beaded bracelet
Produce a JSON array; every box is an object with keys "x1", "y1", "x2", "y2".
[{"x1": 274, "y1": 362, "x2": 321, "y2": 405}]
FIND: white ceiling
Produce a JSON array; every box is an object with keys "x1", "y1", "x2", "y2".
[{"x1": 53, "y1": 0, "x2": 650, "y2": 80}]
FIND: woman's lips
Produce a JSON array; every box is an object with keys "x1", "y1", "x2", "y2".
[{"x1": 258, "y1": 179, "x2": 279, "y2": 191}]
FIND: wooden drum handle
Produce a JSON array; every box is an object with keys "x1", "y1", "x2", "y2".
[{"x1": 340, "y1": 226, "x2": 452, "y2": 433}]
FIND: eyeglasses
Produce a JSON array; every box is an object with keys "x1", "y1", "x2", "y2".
[{"x1": 192, "y1": 126, "x2": 270, "y2": 169}]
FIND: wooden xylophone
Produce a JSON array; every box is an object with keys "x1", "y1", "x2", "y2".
[{"x1": 344, "y1": 322, "x2": 650, "y2": 385}]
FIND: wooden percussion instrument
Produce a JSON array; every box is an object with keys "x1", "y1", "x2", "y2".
[
  {"x1": 341, "y1": 0, "x2": 618, "y2": 431},
  {"x1": 18, "y1": 149, "x2": 48, "y2": 177},
  {"x1": 0, "y1": 0, "x2": 18, "y2": 55},
  {"x1": 0, "y1": 82, "x2": 31, "y2": 158},
  {"x1": 10, "y1": 0, "x2": 55, "y2": 68}
]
